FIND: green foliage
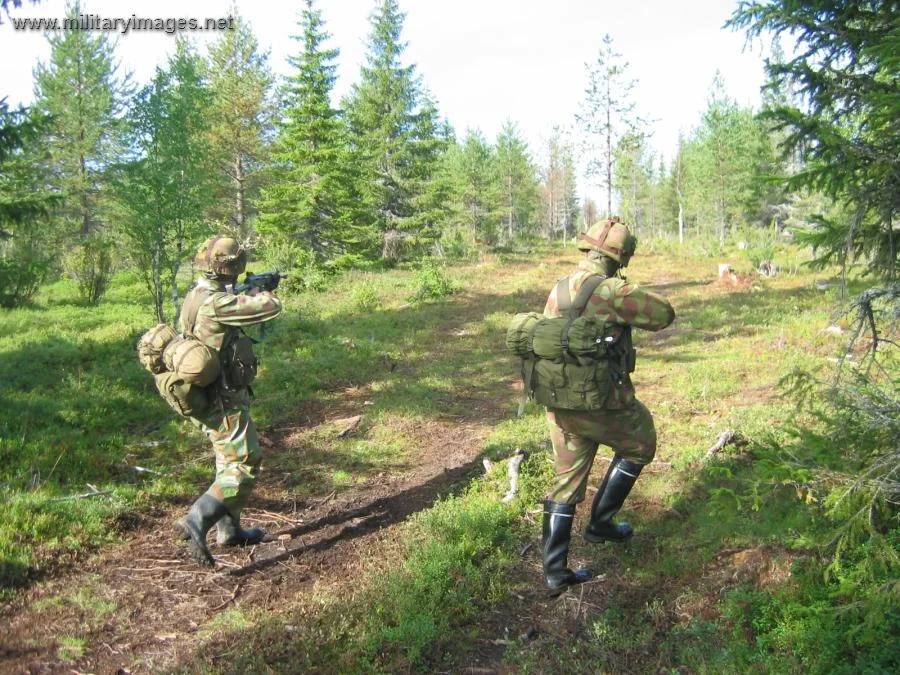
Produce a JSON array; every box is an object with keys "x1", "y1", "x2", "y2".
[
  {"x1": 737, "y1": 222, "x2": 779, "y2": 270},
  {"x1": 413, "y1": 258, "x2": 456, "y2": 300},
  {"x1": 577, "y1": 33, "x2": 642, "y2": 217},
  {"x1": 729, "y1": 0, "x2": 899, "y2": 282},
  {"x1": 0, "y1": 242, "x2": 53, "y2": 308},
  {"x1": 256, "y1": 0, "x2": 366, "y2": 262},
  {"x1": 681, "y1": 72, "x2": 782, "y2": 245},
  {"x1": 31, "y1": 0, "x2": 131, "y2": 244},
  {"x1": 368, "y1": 492, "x2": 516, "y2": 666},
  {"x1": 350, "y1": 281, "x2": 380, "y2": 312},
  {"x1": 204, "y1": 11, "x2": 274, "y2": 237},
  {"x1": 0, "y1": 101, "x2": 58, "y2": 308},
  {"x1": 539, "y1": 128, "x2": 580, "y2": 241},
  {"x1": 495, "y1": 119, "x2": 541, "y2": 242},
  {"x1": 62, "y1": 233, "x2": 115, "y2": 304},
  {"x1": 343, "y1": 0, "x2": 445, "y2": 263},
  {"x1": 112, "y1": 39, "x2": 217, "y2": 322}
]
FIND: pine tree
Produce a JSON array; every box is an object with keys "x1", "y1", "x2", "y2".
[
  {"x1": 114, "y1": 41, "x2": 216, "y2": 322},
  {"x1": 496, "y1": 119, "x2": 540, "y2": 242},
  {"x1": 205, "y1": 11, "x2": 274, "y2": 238},
  {"x1": 32, "y1": 0, "x2": 131, "y2": 239},
  {"x1": 344, "y1": 0, "x2": 437, "y2": 263},
  {"x1": 576, "y1": 33, "x2": 643, "y2": 218},
  {"x1": 255, "y1": 0, "x2": 363, "y2": 266}
]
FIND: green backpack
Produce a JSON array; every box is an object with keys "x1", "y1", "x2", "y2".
[{"x1": 507, "y1": 274, "x2": 618, "y2": 412}]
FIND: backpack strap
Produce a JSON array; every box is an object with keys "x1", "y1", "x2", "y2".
[
  {"x1": 559, "y1": 274, "x2": 605, "y2": 355},
  {"x1": 571, "y1": 274, "x2": 605, "y2": 317},
  {"x1": 181, "y1": 287, "x2": 211, "y2": 338}
]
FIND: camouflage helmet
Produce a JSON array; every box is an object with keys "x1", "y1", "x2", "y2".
[
  {"x1": 195, "y1": 236, "x2": 247, "y2": 277},
  {"x1": 577, "y1": 217, "x2": 637, "y2": 267}
]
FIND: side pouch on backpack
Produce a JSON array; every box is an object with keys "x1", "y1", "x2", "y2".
[
  {"x1": 154, "y1": 371, "x2": 212, "y2": 418},
  {"x1": 137, "y1": 324, "x2": 177, "y2": 374},
  {"x1": 531, "y1": 360, "x2": 610, "y2": 411},
  {"x1": 506, "y1": 312, "x2": 543, "y2": 357},
  {"x1": 163, "y1": 336, "x2": 220, "y2": 387},
  {"x1": 220, "y1": 332, "x2": 258, "y2": 390}
]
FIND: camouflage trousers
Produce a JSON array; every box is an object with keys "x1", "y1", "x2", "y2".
[
  {"x1": 192, "y1": 401, "x2": 262, "y2": 516},
  {"x1": 546, "y1": 398, "x2": 657, "y2": 504}
]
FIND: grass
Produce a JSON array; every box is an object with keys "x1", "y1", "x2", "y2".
[{"x1": 2, "y1": 237, "x2": 897, "y2": 673}]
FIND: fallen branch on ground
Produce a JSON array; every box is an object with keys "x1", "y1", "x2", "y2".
[
  {"x1": 502, "y1": 449, "x2": 527, "y2": 503},
  {"x1": 705, "y1": 430, "x2": 737, "y2": 460},
  {"x1": 49, "y1": 483, "x2": 111, "y2": 502}
]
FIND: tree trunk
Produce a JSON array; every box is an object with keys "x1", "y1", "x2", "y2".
[
  {"x1": 507, "y1": 171, "x2": 513, "y2": 241},
  {"x1": 234, "y1": 154, "x2": 246, "y2": 238}
]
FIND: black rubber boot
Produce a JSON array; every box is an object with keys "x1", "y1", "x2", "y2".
[
  {"x1": 174, "y1": 494, "x2": 228, "y2": 566},
  {"x1": 584, "y1": 456, "x2": 644, "y2": 543},
  {"x1": 542, "y1": 500, "x2": 593, "y2": 594},
  {"x1": 216, "y1": 513, "x2": 273, "y2": 546}
]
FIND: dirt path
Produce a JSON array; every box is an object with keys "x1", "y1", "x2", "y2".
[{"x1": 0, "y1": 409, "x2": 497, "y2": 674}]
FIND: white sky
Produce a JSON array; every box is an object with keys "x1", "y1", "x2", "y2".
[{"x1": 1, "y1": 0, "x2": 769, "y2": 200}]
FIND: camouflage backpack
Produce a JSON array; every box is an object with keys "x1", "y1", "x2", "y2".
[
  {"x1": 137, "y1": 324, "x2": 178, "y2": 374},
  {"x1": 136, "y1": 293, "x2": 221, "y2": 418},
  {"x1": 180, "y1": 285, "x2": 258, "y2": 392},
  {"x1": 507, "y1": 274, "x2": 621, "y2": 412}
]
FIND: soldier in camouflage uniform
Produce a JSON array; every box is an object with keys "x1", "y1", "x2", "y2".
[
  {"x1": 174, "y1": 236, "x2": 283, "y2": 566},
  {"x1": 540, "y1": 217, "x2": 675, "y2": 593}
]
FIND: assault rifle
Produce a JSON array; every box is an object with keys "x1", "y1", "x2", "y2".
[{"x1": 233, "y1": 270, "x2": 285, "y2": 294}]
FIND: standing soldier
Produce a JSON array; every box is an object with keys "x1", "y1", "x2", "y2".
[
  {"x1": 541, "y1": 217, "x2": 675, "y2": 593},
  {"x1": 174, "y1": 236, "x2": 283, "y2": 566}
]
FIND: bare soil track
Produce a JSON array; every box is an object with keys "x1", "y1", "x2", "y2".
[{"x1": 0, "y1": 409, "x2": 498, "y2": 674}]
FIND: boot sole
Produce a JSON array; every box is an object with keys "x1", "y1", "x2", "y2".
[{"x1": 583, "y1": 532, "x2": 633, "y2": 544}]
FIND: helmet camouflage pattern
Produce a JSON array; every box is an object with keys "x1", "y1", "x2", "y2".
[
  {"x1": 577, "y1": 217, "x2": 637, "y2": 267},
  {"x1": 195, "y1": 236, "x2": 247, "y2": 277}
]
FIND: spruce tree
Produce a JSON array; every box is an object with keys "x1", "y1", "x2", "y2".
[
  {"x1": 205, "y1": 11, "x2": 274, "y2": 238},
  {"x1": 32, "y1": 0, "x2": 130, "y2": 239},
  {"x1": 256, "y1": 0, "x2": 363, "y2": 265},
  {"x1": 451, "y1": 129, "x2": 501, "y2": 247},
  {"x1": 730, "y1": 0, "x2": 898, "y2": 281},
  {"x1": 344, "y1": 0, "x2": 437, "y2": 263}
]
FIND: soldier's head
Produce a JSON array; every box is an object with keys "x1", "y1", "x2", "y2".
[
  {"x1": 194, "y1": 235, "x2": 246, "y2": 281},
  {"x1": 577, "y1": 217, "x2": 637, "y2": 272}
]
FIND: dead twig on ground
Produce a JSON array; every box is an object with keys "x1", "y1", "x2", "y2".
[
  {"x1": 502, "y1": 449, "x2": 527, "y2": 503},
  {"x1": 49, "y1": 483, "x2": 110, "y2": 502},
  {"x1": 316, "y1": 490, "x2": 337, "y2": 507},
  {"x1": 124, "y1": 463, "x2": 170, "y2": 477},
  {"x1": 705, "y1": 430, "x2": 737, "y2": 460},
  {"x1": 241, "y1": 508, "x2": 303, "y2": 526}
]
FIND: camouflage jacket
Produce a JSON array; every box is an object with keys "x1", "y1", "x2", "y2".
[
  {"x1": 543, "y1": 258, "x2": 675, "y2": 405},
  {"x1": 178, "y1": 277, "x2": 283, "y2": 352}
]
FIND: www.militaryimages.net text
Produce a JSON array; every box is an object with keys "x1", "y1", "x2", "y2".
[{"x1": 11, "y1": 13, "x2": 235, "y2": 34}]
